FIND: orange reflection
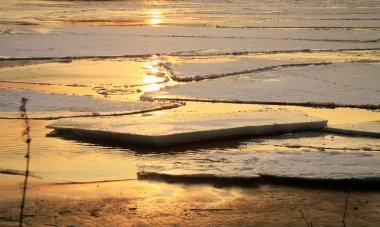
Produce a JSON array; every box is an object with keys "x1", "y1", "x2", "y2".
[
  {"x1": 149, "y1": 9, "x2": 163, "y2": 25},
  {"x1": 142, "y1": 58, "x2": 166, "y2": 92}
]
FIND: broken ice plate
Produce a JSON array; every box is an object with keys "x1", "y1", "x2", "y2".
[{"x1": 47, "y1": 110, "x2": 327, "y2": 146}]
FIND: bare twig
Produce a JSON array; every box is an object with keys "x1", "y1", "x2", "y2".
[
  {"x1": 342, "y1": 184, "x2": 352, "y2": 227},
  {"x1": 19, "y1": 97, "x2": 31, "y2": 227}
]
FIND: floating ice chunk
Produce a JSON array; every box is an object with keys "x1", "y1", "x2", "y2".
[
  {"x1": 167, "y1": 59, "x2": 306, "y2": 81},
  {"x1": 138, "y1": 150, "x2": 380, "y2": 181},
  {"x1": 326, "y1": 121, "x2": 380, "y2": 138},
  {"x1": 147, "y1": 62, "x2": 380, "y2": 108},
  {"x1": 0, "y1": 88, "x2": 175, "y2": 119},
  {"x1": 47, "y1": 110, "x2": 327, "y2": 146}
]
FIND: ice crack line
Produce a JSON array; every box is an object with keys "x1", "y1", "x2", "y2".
[{"x1": 166, "y1": 62, "x2": 333, "y2": 82}]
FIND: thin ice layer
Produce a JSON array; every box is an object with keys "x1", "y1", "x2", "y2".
[
  {"x1": 47, "y1": 110, "x2": 327, "y2": 146},
  {"x1": 0, "y1": 59, "x2": 165, "y2": 86},
  {"x1": 147, "y1": 62, "x2": 380, "y2": 107},
  {"x1": 0, "y1": 88, "x2": 173, "y2": 119},
  {"x1": 325, "y1": 121, "x2": 380, "y2": 138},
  {"x1": 247, "y1": 131, "x2": 380, "y2": 152},
  {"x1": 138, "y1": 150, "x2": 380, "y2": 181},
  {"x1": 0, "y1": 57, "x2": 170, "y2": 98}
]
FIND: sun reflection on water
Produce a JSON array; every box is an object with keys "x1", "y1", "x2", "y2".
[
  {"x1": 142, "y1": 56, "x2": 166, "y2": 92},
  {"x1": 149, "y1": 9, "x2": 163, "y2": 25}
]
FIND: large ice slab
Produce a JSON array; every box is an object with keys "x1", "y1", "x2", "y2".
[
  {"x1": 146, "y1": 62, "x2": 380, "y2": 108},
  {"x1": 138, "y1": 150, "x2": 380, "y2": 181},
  {"x1": 325, "y1": 121, "x2": 380, "y2": 138},
  {"x1": 0, "y1": 88, "x2": 175, "y2": 119},
  {"x1": 47, "y1": 110, "x2": 327, "y2": 146}
]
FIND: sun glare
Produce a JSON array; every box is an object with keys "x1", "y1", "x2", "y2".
[
  {"x1": 142, "y1": 59, "x2": 166, "y2": 92},
  {"x1": 149, "y1": 9, "x2": 163, "y2": 25}
]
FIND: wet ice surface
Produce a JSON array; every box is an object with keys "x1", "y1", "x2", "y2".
[
  {"x1": 148, "y1": 62, "x2": 380, "y2": 107},
  {"x1": 326, "y1": 121, "x2": 380, "y2": 138},
  {"x1": 47, "y1": 110, "x2": 326, "y2": 146},
  {"x1": 0, "y1": 59, "x2": 166, "y2": 86},
  {"x1": 0, "y1": 88, "x2": 173, "y2": 119},
  {"x1": 138, "y1": 150, "x2": 380, "y2": 181},
  {"x1": 2, "y1": 26, "x2": 380, "y2": 58},
  {"x1": 0, "y1": 57, "x2": 171, "y2": 98}
]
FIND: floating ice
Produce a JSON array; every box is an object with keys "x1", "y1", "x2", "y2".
[
  {"x1": 326, "y1": 121, "x2": 380, "y2": 138},
  {"x1": 47, "y1": 110, "x2": 327, "y2": 146},
  {"x1": 147, "y1": 62, "x2": 380, "y2": 108},
  {"x1": 138, "y1": 150, "x2": 380, "y2": 181},
  {"x1": 0, "y1": 88, "x2": 176, "y2": 119}
]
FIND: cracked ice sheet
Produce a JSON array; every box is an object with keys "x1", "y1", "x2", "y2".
[
  {"x1": 0, "y1": 88, "x2": 174, "y2": 119},
  {"x1": 47, "y1": 110, "x2": 326, "y2": 146},
  {"x1": 1, "y1": 26, "x2": 380, "y2": 58},
  {"x1": 138, "y1": 150, "x2": 380, "y2": 181},
  {"x1": 149, "y1": 62, "x2": 380, "y2": 107}
]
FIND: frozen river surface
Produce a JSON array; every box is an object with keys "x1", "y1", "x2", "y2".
[{"x1": 0, "y1": 0, "x2": 379, "y2": 183}]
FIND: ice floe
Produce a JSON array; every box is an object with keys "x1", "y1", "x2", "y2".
[
  {"x1": 146, "y1": 62, "x2": 380, "y2": 108},
  {"x1": 47, "y1": 110, "x2": 326, "y2": 146},
  {"x1": 326, "y1": 121, "x2": 380, "y2": 138},
  {"x1": 0, "y1": 88, "x2": 176, "y2": 119},
  {"x1": 138, "y1": 150, "x2": 380, "y2": 181}
]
